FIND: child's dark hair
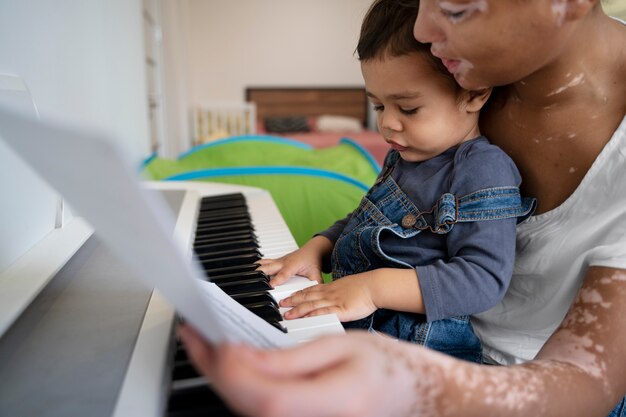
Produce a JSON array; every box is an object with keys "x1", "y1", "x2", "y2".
[{"x1": 356, "y1": 0, "x2": 463, "y2": 95}]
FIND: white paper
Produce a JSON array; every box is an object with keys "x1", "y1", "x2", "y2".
[{"x1": 0, "y1": 108, "x2": 294, "y2": 349}]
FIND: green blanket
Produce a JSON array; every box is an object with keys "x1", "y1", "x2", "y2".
[{"x1": 142, "y1": 135, "x2": 381, "y2": 249}]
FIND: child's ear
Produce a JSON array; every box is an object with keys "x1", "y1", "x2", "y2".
[{"x1": 460, "y1": 88, "x2": 492, "y2": 113}]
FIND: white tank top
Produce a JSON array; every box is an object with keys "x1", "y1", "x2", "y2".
[{"x1": 473, "y1": 115, "x2": 626, "y2": 365}]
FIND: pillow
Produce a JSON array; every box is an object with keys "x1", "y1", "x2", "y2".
[
  {"x1": 316, "y1": 115, "x2": 363, "y2": 133},
  {"x1": 264, "y1": 116, "x2": 310, "y2": 133}
]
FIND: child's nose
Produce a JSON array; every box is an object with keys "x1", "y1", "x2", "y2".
[{"x1": 379, "y1": 111, "x2": 402, "y2": 132}]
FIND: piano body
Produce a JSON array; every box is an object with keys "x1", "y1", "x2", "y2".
[{"x1": 0, "y1": 180, "x2": 343, "y2": 417}]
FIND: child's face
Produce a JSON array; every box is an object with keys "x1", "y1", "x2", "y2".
[{"x1": 362, "y1": 53, "x2": 480, "y2": 163}]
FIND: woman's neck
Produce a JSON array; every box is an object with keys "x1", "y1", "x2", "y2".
[{"x1": 504, "y1": 11, "x2": 624, "y2": 112}]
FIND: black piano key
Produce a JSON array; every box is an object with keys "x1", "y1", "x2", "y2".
[
  {"x1": 200, "y1": 253, "x2": 262, "y2": 269},
  {"x1": 269, "y1": 320, "x2": 289, "y2": 333},
  {"x1": 194, "y1": 239, "x2": 259, "y2": 254},
  {"x1": 202, "y1": 263, "x2": 260, "y2": 277},
  {"x1": 194, "y1": 223, "x2": 255, "y2": 235},
  {"x1": 196, "y1": 217, "x2": 253, "y2": 227},
  {"x1": 214, "y1": 278, "x2": 272, "y2": 295},
  {"x1": 196, "y1": 213, "x2": 250, "y2": 226},
  {"x1": 208, "y1": 270, "x2": 270, "y2": 284},
  {"x1": 199, "y1": 193, "x2": 245, "y2": 203},
  {"x1": 172, "y1": 360, "x2": 201, "y2": 380},
  {"x1": 245, "y1": 303, "x2": 282, "y2": 322},
  {"x1": 230, "y1": 291, "x2": 278, "y2": 307},
  {"x1": 199, "y1": 192, "x2": 246, "y2": 202},
  {"x1": 194, "y1": 231, "x2": 257, "y2": 246},
  {"x1": 195, "y1": 236, "x2": 257, "y2": 247},
  {"x1": 174, "y1": 344, "x2": 188, "y2": 363},
  {"x1": 195, "y1": 248, "x2": 262, "y2": 261},
  {"x1": 199, "y1": 199, "x2": 246, "y2": 209},
  {"x1": 197, "y1": 209, "x2": 250, "y2": 221},
  {"x1": 168, "y1": 385, "x2": 241, "y2": 417}
]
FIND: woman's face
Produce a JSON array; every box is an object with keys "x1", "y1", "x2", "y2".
[{"x1": 414, "y1": 0, "x2": 573, "y2": 89}]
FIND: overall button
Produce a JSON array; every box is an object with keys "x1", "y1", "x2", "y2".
[{"x1": 401, "y1": 214, "x2": 417, "y2": 228}]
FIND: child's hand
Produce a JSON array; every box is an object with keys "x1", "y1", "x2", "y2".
[
  {"x1": 256, "y1": 251, "x2": 324, "y2": 287},
  {"x1": 280, "y1": 272, "x2": 377, "y2": 322},
  {"x1": 256, "y1": 235, "x2": 332, "y2": 287}
]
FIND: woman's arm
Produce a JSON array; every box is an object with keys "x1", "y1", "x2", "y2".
[
  {"x1": 430, "y1": 266, "x2": 626, "y2": 417},
  {"x1": 181, "y1": 266, "x2": 626, "y2": 417}
]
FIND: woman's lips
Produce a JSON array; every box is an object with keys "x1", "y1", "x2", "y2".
[{"x1": 441, "y1": 58, "x2": 461, "y2": 74}]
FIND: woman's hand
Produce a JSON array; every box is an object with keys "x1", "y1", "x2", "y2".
[
  {"x1": 280, "y1": 271, "x2": 377, "y2": 322},
  {"x1": 178, "y1": 325, "x2": 447, "y2": 417},
  {"x1": 256, "y1": 235, "x2": 333, "y2": 287}
]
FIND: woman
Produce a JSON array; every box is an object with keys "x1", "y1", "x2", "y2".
[{"x1": 180, "y1": 1, "x2": 626, "y2": 416}]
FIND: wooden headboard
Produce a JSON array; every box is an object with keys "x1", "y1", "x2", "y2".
[{"x1": 245, "y1": 86, "x2": 369, "y2": 127}]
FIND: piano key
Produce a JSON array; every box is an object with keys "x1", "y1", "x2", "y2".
[
  {"x1": 167, "y1": 385, "x2": 240, "y2": 417},
  {"x1": 172, "y1": 360, "x2": 201, "y2": 381},
  {"x1": 195, "y1": 247, "x2": 262, "y2": 261},
  {"x1": 245, "y1": 302, "x2": 282, "y2": 323},
  {"x1": 214, "y1": 278, "x2": 272, "y2": 296},
  {"x1": 229, "y1": 291, "x2": 278, "y2": 308},
  {"x1": 113, "y1": 184, "x2": 343, "y2": 417},
  {"x1": 196, "y1": 210, "x2": 250, "y2": 221},
  {"x1": 208, "y1": 270, "x2": 270, "y2": 284},
  {"x1": 194, "y1": 231, "x2": 257, "y2": 246},
  {"x1": 194, "y1": 222, "x2": 254, "y2": 235},
  {"x1": 199, "y1": 253, "x2": 261, "y2": 269},
  {"x1": 199, "y1": 201, "x2": 248, "y2": 213},
  {"x1": 202, "y1": 263, "x2": 260, "y2": 277},
  {"x1": 280, "y1": 314, "x2": 345, "y2": 343},
  {"x1": 193, "y1": 238, "x2": 259, "y2": 253}
]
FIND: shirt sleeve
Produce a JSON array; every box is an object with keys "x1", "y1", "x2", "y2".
[
  {"x1": 417, "y1": 143, "x2": 524, "y2": 322},
  {"x1": 316, "y1": 213, "x2": 352, "y2": 244},
  {"x1": 316, "y1": 150, "x2": 395, "y2": 244}
]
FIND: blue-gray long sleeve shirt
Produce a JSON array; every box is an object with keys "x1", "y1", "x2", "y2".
[{"x1": 319, "y1": 137, "x2": 521, "y2": 322}]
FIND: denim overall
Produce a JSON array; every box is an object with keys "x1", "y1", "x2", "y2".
[{"x1": 332, "y1": 151, "x2": 536, "y2": 363}]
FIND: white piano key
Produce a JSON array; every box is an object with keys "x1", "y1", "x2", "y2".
[
  {"x1": 281, "y1": 314, "x2": 345, "y2": 343},
  {"x1": 269, "y1": 278, "x2": 317, "y2": 303}
]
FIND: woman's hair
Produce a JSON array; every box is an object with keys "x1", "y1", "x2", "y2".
[{"x1": 356, "y1": 0, "x2": 452, "y2": 82}]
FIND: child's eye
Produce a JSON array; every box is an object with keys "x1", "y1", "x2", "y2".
[
  {"x1": 400, "y1": 107, "x2": 418, "y2": 115},
  {"x1": 372, "y1": 104, "x2": 384, "y2": 112}
]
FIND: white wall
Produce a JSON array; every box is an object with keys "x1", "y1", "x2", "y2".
[
  {"x1": 0, "y1": 0, "x2": 151, "y2": 272},
  {"x1": 160, "y1": 0, "x2": 373, "y2": 154},
  {"x1": 186, "y1": 0, "x2": 371, "y2": 101}
]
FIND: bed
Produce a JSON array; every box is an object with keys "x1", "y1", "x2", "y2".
[
  {"x1": 247, "y1": 86, "x2": 388, "y2": 166},
  {"x1": 193, "y1": 87, "x2": 388, "y2": 166}
]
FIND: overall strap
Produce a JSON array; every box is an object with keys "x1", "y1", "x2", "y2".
[{"x1": 401, "y1": 186, "x2": 537, "y2": 235}]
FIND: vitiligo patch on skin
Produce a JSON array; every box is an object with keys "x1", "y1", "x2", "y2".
[
  {"x1": 546, "y1": 73, "x2": 585, "y2": 96},
  {"x1": 438, "y1": 0, "x2": 488, "y2": 24},
  {"x1": 579, "y1": 288, "x2": 612, "y2": 309},
  {"x1": 378, "y1": 339, "x2": 444, "y2": 417},
  {"x1": 442, "y1": 362, "x2": 546, "y2": 414},
  {"x1": 551, "y1": 0, "x2": 568, "y2": 26},
  {"x1": 553, "y1": 330, "x2": 608, "y2": 381}
]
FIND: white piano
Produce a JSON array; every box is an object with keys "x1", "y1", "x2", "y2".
[{"x1": 0, "y1": 180, "x2": 343, "y2": 417}]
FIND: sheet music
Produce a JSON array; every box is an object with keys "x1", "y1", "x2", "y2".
[{"x1": 0, "y1": 108, "x2": 294, "y2": 349}]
